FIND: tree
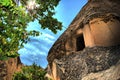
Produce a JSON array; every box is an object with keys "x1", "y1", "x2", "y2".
[
  {"x1": 13, "y1": 63, "x2": 47, "y2": 80},
  {"x1": 0, "y1": 0, "x2": 62, "y2": 60}
]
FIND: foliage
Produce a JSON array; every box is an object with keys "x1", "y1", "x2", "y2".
[
  {"x1": 0, "y1": 0, "x2": 62, "y2": 60},
  {"x1": 13, "y1": 63, "x2": 47, "y2": 80}
]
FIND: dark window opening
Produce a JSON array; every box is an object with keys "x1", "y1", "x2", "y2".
[{"x1": 76, "y1": 34, "x2": 85, "y2": 51}]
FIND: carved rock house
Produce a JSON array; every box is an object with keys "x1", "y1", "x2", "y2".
[{"x1": 47, "y1": 0, "x2": 120, "y2": 80}]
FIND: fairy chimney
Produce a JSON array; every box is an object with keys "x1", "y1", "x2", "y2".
[{"x1": 47, "y1": 0, "x2": 120, "y2": 80}]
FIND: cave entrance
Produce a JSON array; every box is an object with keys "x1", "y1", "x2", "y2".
[{"x1": 76, "y1": 34, "x2": 85, "y2": 51}]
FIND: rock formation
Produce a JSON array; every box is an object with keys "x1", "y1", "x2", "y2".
[
  {"x1": 0, "y1": 57, "x2": 22, "y2": 80},
  {"x1": 46, "y1": 0, "x2": 120, "y2": 80}
]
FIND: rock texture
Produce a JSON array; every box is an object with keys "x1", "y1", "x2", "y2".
[
  {"x1": 47, "y1": 0, "x2": 120, "y2": 80},
  {"x1": 0, "y1": 57, "x2": 22, "y2": 80},
  {"x1": 55, "y1": 46, "x2": 120, "y2": 80},
  {"x1": 47, "y1": 0, "x2": 120, "y2": 67}
]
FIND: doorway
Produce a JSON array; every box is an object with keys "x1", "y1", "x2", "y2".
[{"x1": 76, "y1": 34, "x2": 85, "y2": 51}]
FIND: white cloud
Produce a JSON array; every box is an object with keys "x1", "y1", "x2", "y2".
[
  {"x1": 44, "y1": 38, "x2": 54, "y2": 43},
  {"x1": 44, "y1": 34, "x2": 55, "y2": 40}
]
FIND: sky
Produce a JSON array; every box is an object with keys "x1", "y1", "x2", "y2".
[{"x1": 18, "y1": 0, "x2": 87, "y2": 68}]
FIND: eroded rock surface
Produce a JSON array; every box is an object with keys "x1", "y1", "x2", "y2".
[
  {"x1": 47, "y1": 0, "x2": 120, "y2": 80},
  {"x1": 53, "y1": 46, "x2": 120, "y2": 80},
  {"x1": 0, "y1": 57, "x2": 22, "y2": 80}
]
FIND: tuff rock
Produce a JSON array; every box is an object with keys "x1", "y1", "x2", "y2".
[
  {"x1": 46, "y1": 0, "x2": 120, "y2": 80},
  {"x1": 0, "y1": 57, "x2": 22, "y2": 80}
]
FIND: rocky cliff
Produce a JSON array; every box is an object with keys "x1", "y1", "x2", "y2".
[
  {"x1": 0, "y1": 57, "x2": 22, "y2": 80},
  {"x1": 47, "y1": 0, "x2": 120, "y2": 67},
  {"x1": 54, "y1": 46, "x2": 120, "y2": 80},
  {"x1": 47, "y1": 0, "x2": 120, "y2": 80}
]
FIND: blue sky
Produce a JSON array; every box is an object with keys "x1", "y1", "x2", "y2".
[{"x1": 18, "y1": 0, "x2": 87, "y2": 68}]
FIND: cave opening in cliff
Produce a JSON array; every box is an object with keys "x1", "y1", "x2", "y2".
[{"x1": 76, "y1": 34, "x2": 85, "y2": 51}]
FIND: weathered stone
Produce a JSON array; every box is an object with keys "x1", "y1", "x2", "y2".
[
  {"x1": 47, "y1": 46, "x2": 120, "y2": 80},
  {"x1": 57, "y1": 46, "x2": 120, "y2": 80},
  {"x1": 82, "y1": 61, "x2": 120, "y2": 80},
  {"x1": 47, "y1": 0, "x2": 120, "y2": 80},
  {"x1": 0, "y1": 57, "x2": 22, "y2": 80}
]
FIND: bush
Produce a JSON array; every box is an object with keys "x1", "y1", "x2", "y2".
[{"x1": 13, "y1": 63, "x2": 46, "y2": 80}]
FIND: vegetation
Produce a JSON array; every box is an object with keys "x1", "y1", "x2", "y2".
[
  {"x1": 0, "y1": 0, "x2": 62, "y2": 60},
  {"x1": 13, "y1": 63, "x2": 47, "y2": 80}
]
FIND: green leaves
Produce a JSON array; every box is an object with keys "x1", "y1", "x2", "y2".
[
  {"x1": 39, "y1": 16, "x2": 62, "y2": 34},
  {"x1": 0, "y1": 0, "x2": 12, "y2": 6},
  {"x1": 0, "y1": 56, "x2": 8, "y2": 61},
  {"x1": 13, "y1": 64, "x2": 47, "y2": 80},
  {"x1": 28, "y1": 30, "x2": 40, "y2": 36},
  {"x1": 0, "y1": 0, "x2": 62, "y2": 60}
]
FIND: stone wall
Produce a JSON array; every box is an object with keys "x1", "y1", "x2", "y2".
[
  {"x1": 47, "y1": 0, "x2": 120, "y2": 80},
  {"x1": 47, "y1": 0, "x2": 120, "y2": 66},
  {"x1": 89, "y1": 17, "x2": 120, "y2": 46},
  {"x1": 51, "y1": 46, "x2": 120, "y2": 80},
  {"x1": 0, "y1": 57, "x2": 22, "y2": 80}
]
